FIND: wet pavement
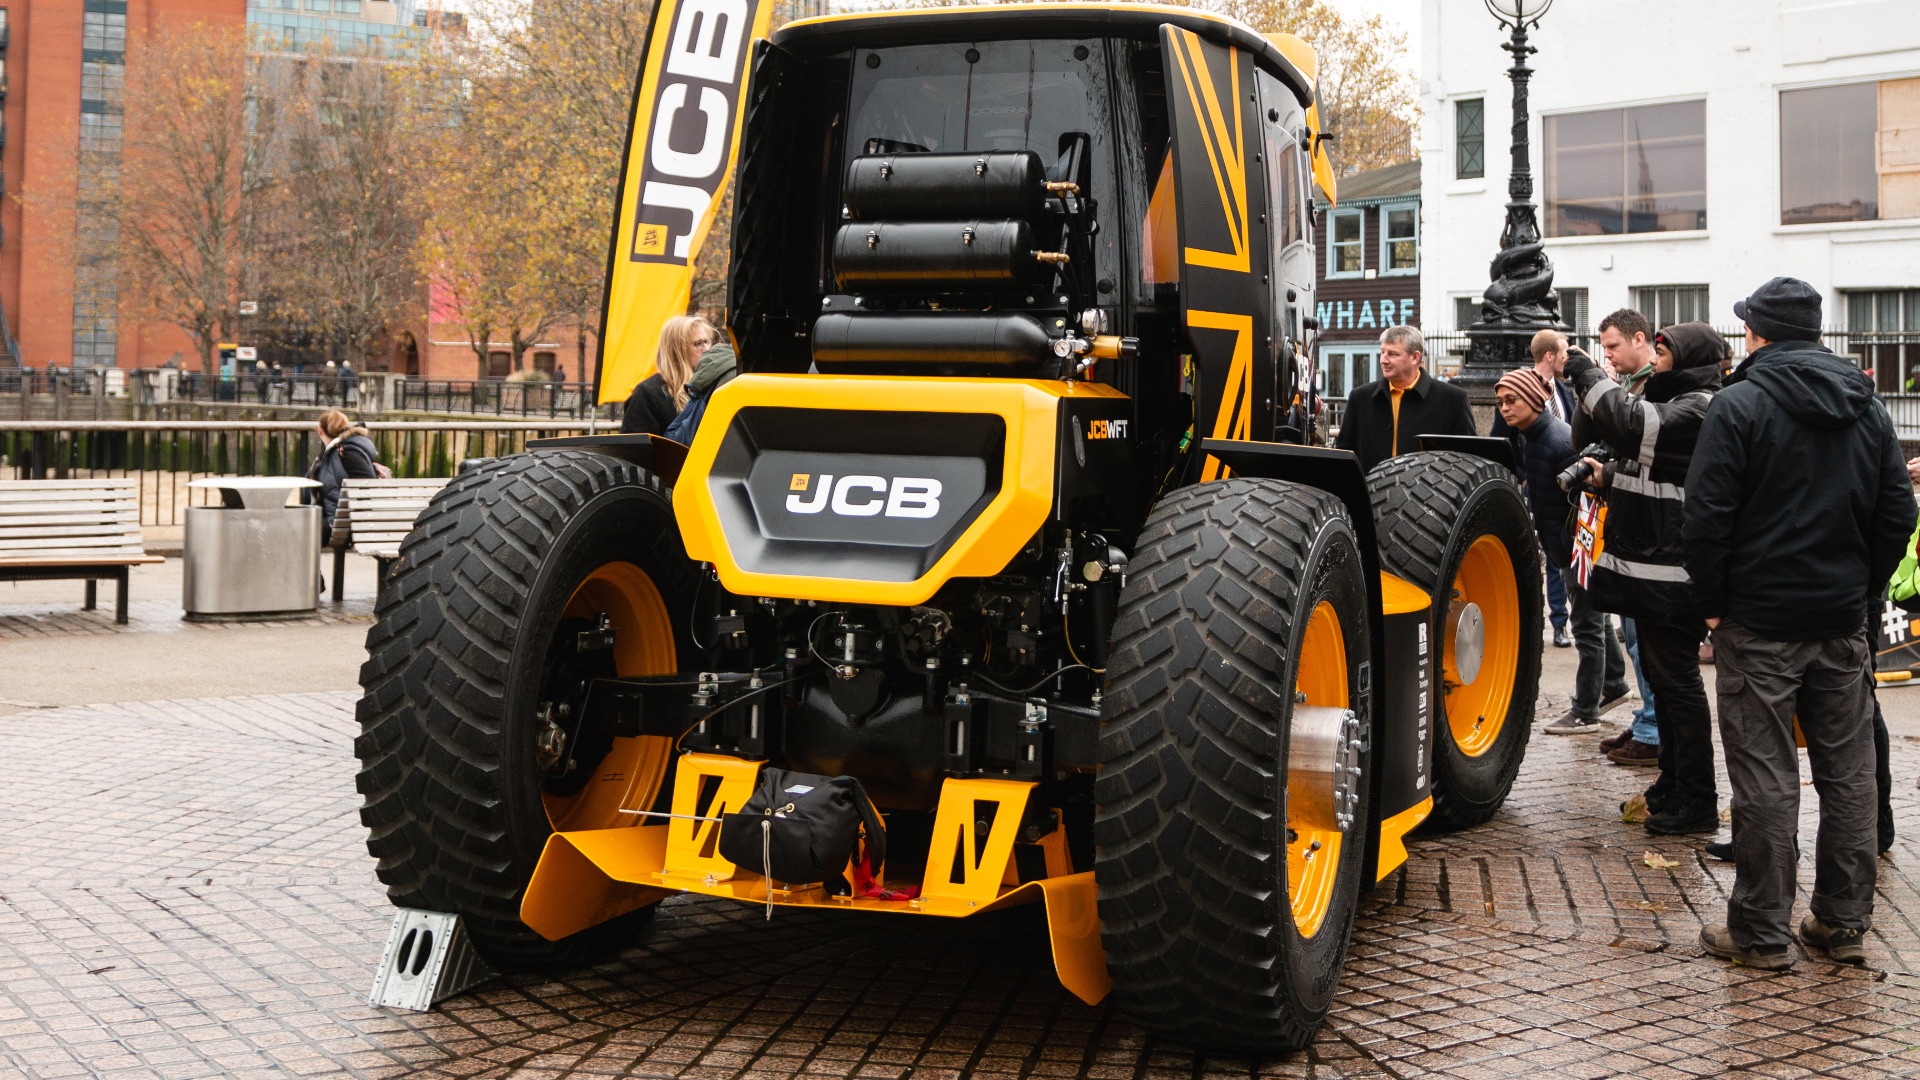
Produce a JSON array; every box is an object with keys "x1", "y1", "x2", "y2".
[{"x1": 1, "y1": 674, "x2": 1919, "y2": 1077}]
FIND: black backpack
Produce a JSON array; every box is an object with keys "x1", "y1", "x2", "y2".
[{"x1": 718, "y1": 768, "x2": 886, "y2": 887}]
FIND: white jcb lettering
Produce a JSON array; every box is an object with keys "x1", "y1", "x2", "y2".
[
  {"x1": 666, "y1": 0, "x2": 748, "y2": 82},
  {"x1": 885, "y1": 478, "x2": 943, "y2": 519},
  {"x1": 786, "y1": 474, "x2": 832, "y2": 514},
  {"x1": 651, "y1": 84, "x2": 729, "y2": 180},
  {"x1": 831, "y1": 475, "x2": 888, "y2": 516},
  {"x1": 639, "y1": 181, "x2": 713, "y2": 259},
  {"x1": 786, "y1": 474, "x2": 946, "y2": 518}
]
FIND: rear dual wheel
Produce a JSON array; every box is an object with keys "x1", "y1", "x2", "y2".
[
  {"x1": 1097, "y1": 478, "x2": 1372, "y2": 1052},
  {"x1": 353, "y1": 449, "x2": 698, "y2": 966},
  {"x1": 1368, "y1": 451, "x2": 1541, "y2": 830}
]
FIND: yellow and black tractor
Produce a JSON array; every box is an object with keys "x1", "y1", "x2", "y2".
[{"x1": 354, "y1": 1, "x2": 1540, "y2": 1052}]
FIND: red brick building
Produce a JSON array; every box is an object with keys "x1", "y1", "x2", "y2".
[{"x1": 2, "y1": 0, "x2": 247, "y2": 371}]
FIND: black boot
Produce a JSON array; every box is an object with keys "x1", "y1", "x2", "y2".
[{"x1": 1646, "y1": 802, "x2": 1719, "y2": 835}]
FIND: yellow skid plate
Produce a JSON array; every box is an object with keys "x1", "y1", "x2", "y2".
[
  {"x1": 521, "y1": 754, "x2": 1112, "y2": 1005},
  {"x1": 1374, "y1": 795, "x2": 1431, "y2": 881}
]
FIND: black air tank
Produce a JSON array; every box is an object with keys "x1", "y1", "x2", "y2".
[
  {"x1": 844, "y1": 151, "x2": 1048, "y2": 221},
  {"x1": 812, "y1": 311, "x2": 1056, "y2": 377},
  {"x1": 832, "y1": 220, "x2": 1035, "y2": 292}
]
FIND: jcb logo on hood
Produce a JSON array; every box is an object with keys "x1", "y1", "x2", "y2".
[{"x1": 786, "y1": 473, "x2": 943, "y2": 519}]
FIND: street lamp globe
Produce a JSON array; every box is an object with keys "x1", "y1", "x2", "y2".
[{"x1": 1484, "y1": 0, "x2": 1552, "y2": 28}]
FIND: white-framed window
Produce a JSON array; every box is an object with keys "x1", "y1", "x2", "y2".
[
  {"x1": 1847, "y1": 289, "x2": 1920, "y2": 392},
  {"x1": 1454, "y1": 295, "x2": 1482, "y2": 331},
  {"x1": 1455, "y1": 98, "x2": 1485, "y2": 180},
  {"x1": 1558, "y1": 286, "x2": 1591, "y2": 339},
  {"x1": 1545, "y1": 99, "x2": 1706, "y2": 236},
  {"x1": 1327, "y1": 208, "x2": 1363, "y2": 278},
  {"x1": 1631, "y1": 284, "x2": 1711, "y2": 327},
  {"x1": 1319, "y1": 345, "x2": 1380, "y2": 401},
  {"x1": 1379, "y1": 203, "x2": 1417, "y2": 275},
  {"x1": 1780, "y1": 78, "x2": 1920, "y2": 225}
]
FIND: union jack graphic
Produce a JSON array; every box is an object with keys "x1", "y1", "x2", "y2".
[{"x1": 1570, "y1": 492, "x2": 1606, "y2": 589}]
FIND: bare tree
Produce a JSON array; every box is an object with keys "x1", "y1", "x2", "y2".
[
  {"x1": 115, "y1": 23, "x2": 275, "y2": 375},
  {"x1": 259, "y1": 48, "x2": 423, "y2": 369}
]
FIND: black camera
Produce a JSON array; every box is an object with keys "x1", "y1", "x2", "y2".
[{"x1": 1555, "y1": 443, "x2": 1612, "y2": 492}]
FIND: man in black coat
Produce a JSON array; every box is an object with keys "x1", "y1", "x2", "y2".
[
  {"x1": 1564, "y1": 321, "x2": 1725, "y2": 834},
  {"x1": 1334, "y1": 325, "x2": 1476, "y2": 472},
  {"x1": 1685, "y1": 277, "x2": 1915, "y2": 970}
]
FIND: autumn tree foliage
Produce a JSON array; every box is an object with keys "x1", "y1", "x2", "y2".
[
  {"x1": 408, "y1": 0, "x2": 655, "y2": 379},
  {"x1": 1207, "y1": 0, "x2": 1418, "y2": 176}
]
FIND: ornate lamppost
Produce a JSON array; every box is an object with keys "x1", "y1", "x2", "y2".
[{"x1": 1456, "y1": 0, "x2": 1567, "y2": 401}]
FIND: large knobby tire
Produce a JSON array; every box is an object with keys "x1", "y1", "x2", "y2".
[
  {"x1": 353, "y1": 449, "x2": 700, "y2": 967},
  {"x1": 1097, "y1": 478, "x2": 1373, "y2": 1053},
  {"x1": 1368, "y1": 451, "x2": 1542, "y2": 831}
]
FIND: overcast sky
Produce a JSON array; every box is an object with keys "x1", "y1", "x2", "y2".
[{"x1": 1345, "y1": 0, "x2": 1422, "y2": 56}]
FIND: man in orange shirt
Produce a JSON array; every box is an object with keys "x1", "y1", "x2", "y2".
[{"x1": 1334, "y1": 325, "x2": 1477, "y2": 472}]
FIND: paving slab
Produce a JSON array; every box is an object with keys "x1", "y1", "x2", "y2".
[{"x1": 0, "y1": 679, "x2": 1915, "y2": 1078}]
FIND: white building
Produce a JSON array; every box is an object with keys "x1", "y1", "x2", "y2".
[{"x1": 1419, "y1": 0, "x2": 1920, "y2": 388}]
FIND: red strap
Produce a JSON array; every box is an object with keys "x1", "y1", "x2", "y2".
[{"x1": 851, "y1": 839, "x2": 918, "y2": 901}]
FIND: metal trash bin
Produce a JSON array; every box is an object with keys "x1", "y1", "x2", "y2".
[{"x1": 183, "y1": 477, "x2": 323, "y2": 620}]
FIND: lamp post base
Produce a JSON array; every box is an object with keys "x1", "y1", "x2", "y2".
[{"x1": 1456, "y1": 324, "x2": 1560, "y2": 431}]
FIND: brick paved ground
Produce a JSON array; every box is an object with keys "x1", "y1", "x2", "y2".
[{"x1": 1, "y1": 687, "x2": 1918, "y2": 1079}]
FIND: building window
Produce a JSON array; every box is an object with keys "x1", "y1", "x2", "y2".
[
  {"x1": 1320, "y1": 346, "x2": 1379, "y2": 402},
  {"x1": 81, "y1": 10, "x2": 126, "y2": 55},
  {"x1": 1631, "y1": 285, "x2": 1711, "y2": 328},
  {"x1": 1327, "y1": 208, "x2": 1363, "y2": 277},
  {"x1": 1545, "y1": 100, "x2": 1706, "y2": 236},
  {"x1": 81, "y1": 60, "x2": 125, "y2": 104},
  {"x1": 1456, "y1": 99, "x2": 1484, "y2": 180},
  {"x1": 1380, "y1": 204, "x2": 1417, "y2": 274},
  {"x1": 1558, "y1": 286, "x2": 1591, "y2": 341},
  {"x1": 1454, "y1": 296, "x2": 1480, "y2": 331},
  {"x1": 1847, "y1": 289, "x2": 1920, "y2": 392},
  {"x1": 1780, "y1": 78, "x2": 1920, "y2": 225}
]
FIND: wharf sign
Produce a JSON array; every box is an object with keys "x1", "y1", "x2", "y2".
[
  {"x1": 597, "y1": 0, "x2": 773, "y2": 404},
  {"x1": 1315, "y1": 298, "x2": 1417, "y2": 332}
]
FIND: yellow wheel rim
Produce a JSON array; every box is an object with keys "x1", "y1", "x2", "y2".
[
  {"x1": 542, "y1": 561, "x2": 678, "y2": 832},
  {"x1": 1443, "y1": 535, "x2": 1520, "y2": 758},
  {"x1": 1287, "y1": 600, "x2": 1346, "y2": 940}
]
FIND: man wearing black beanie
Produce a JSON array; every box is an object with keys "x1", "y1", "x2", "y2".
[{"x1": 1685, "y1": 277, "x2": 1916, "y2": 970}]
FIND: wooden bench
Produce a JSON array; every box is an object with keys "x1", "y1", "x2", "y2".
[
  {"x1": 329, "y1": 478, "x2": 449, "y2": 602},
  {"x1": 0, "y1": 478, "x2": 163, "y2": 624}
]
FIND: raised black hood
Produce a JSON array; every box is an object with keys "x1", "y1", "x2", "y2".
[{"x1": 1738, "y1": 340, "x2": 1877, "y2": 431}]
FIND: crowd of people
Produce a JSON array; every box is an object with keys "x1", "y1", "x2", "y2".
[{"x1": 1336, "y1": 278, "x2": 1915, "y2": 970}]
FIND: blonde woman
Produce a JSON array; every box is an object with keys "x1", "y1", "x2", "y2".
[
  {"x1": 305, "y1": 409, "x2": 380, "y2": 547},
  {"x1": 620, "y1": 315, "x2": 714, "y2": 435}
]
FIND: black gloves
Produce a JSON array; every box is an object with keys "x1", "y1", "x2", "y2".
[{"x1": 1563, "y1": 346, "x2": 1598, "y2": 382}]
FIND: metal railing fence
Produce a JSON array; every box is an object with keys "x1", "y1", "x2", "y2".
[
  {"x1": 393, "y1": 378, "x2": 612, "y2": 421},
  {"x1": 0, "y1": 420, "x2": 599, "y2": 526}
]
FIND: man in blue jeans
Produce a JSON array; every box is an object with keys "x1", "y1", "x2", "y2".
[{"x1": 1599, "y1": 618, "x2": 1660, "y2": 764}]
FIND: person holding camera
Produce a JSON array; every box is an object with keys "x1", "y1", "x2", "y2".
[
  {"x1": 1685, "y1": 278, "x2": 1914, "y2": 970},
  {"x1": 1563, "y1": 321, "x2": 1727, "y2": 835}
]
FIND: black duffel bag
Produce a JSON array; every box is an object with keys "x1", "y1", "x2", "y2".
[{"x1": 718, "y1": 768, "x2": 886, "y2": 887}]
